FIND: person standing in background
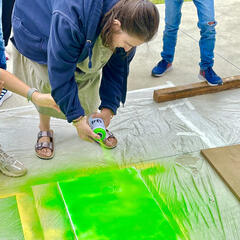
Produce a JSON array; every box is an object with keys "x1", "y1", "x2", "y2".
[{"x1": 151, "y1": 0, "x2": 222, "y2": 86}]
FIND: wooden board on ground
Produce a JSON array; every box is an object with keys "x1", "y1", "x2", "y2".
[
  {"x1": 201, "y1": 145, "x2": 240, "y2": 201},
  {"x1": 153, "y1": 75, "x2": 240, "y2": 103}
]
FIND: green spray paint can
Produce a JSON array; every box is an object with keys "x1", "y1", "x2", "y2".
[{"x1": 88, "y1": 117, "x2": 106, "y2": 141}]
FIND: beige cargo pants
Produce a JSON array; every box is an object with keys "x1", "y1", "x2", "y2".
[{"x1": 12, "y1": 36, "x2": 113, "y2": 119}]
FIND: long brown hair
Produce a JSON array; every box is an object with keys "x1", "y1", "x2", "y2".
[{"x1": 101, "y1": 0, "x2": 159, "y2": 48}]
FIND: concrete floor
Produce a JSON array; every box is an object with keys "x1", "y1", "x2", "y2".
[{"x1": 1, "y1": 0, "x2": 240, "y2": 110}]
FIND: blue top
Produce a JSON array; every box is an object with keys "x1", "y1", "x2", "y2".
[
  {"x1": 12, "y1": 0, "x2": 136, "y2": 122},
  {"x1": 0, "y1": 0, "x2": 6, "y2": 70}
]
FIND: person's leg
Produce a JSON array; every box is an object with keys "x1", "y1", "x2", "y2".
[
  {"x1": 75, "y1": 35, "x2": 117, "y2": 148},
  {"x1": 161, "y1": 0, "x2": 184, "y2": 63},
  {"x1": 11, "y1": 45, "x2": 55, "y2": 158},
  {"x1": 193, "y1": 0, "x2": 222, "y2": 85},
  {"x1": 2, "y1": 0, "x2": 15, "y2": 47},
  {"x1": 152, "y1": 0, "x2": 183, "y2": 77},
  {"x1": 35, "y1": 113, "x2": 54, "y2": 159},
  {"x1": 76, "y1": 72, "x2": 117, "y2": 149},
  {"x1": 193, "y1": 0, "x2": 216, "y2": 69}
]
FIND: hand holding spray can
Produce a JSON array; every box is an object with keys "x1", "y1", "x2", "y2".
[{"x1": 88, "y1": 116, "x2": 106, "y2": 141}]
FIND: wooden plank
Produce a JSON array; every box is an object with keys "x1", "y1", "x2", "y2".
[
  {"x1": 201, "y1": 145, "x2": 240, "y2": 201},
  {"x1": 153, "y1": 75, "x2": 240, "y2": 103}
]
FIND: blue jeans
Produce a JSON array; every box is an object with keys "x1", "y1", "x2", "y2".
[
  {"x1": 0, "y1": 0, "x2": 7, "y2": 69},
  {"x1": 161, "y1": 0, "x2": 216, "y2": 70}
]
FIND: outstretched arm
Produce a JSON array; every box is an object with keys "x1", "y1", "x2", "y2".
[{"x1": 0, "y1": 69, "x2": 60, "y2": 112}]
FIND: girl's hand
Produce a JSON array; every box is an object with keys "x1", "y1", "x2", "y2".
[{"x1": 31, "y1": 92, "x2": 60, "y2": 112}]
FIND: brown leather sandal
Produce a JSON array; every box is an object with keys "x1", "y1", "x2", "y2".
[
  {"x1": 97, "y1": 129, "x2": 118, "y2": 149},
  {"x1": 35, "y1": 130, "x2": 55, "y2": 160}
]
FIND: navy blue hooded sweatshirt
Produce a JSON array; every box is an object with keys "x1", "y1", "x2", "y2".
[{"x1": 12, "y1": 0, "x2": 136, "y2": 122}]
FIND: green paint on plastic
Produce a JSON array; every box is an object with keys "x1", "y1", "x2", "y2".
[
  {"x1": 0, "y1": 196, "x2": 24, "y2": 240},
  {"x1": 58, "y1": 168, "x2": 177, "y2": 240},
  {"x1": 18, "y1": 165, "x2": 118, "y2": 192},
  {"x1": 32, "y1": 183, "x2": 76, "y2": 239},
  {"x1": 140, "y1": 168, "x2": 190, "y2": 239},
  {"x1": 141, "y1": 165, "x2": 166, "y2": 176}
]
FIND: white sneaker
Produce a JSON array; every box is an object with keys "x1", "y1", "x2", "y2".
[
  {"x1": 0, "y1": 89, "x2": 12, "y2": 106},
  {"x1": 0, "y1": 147, "x2": 27, "y2": 177}
]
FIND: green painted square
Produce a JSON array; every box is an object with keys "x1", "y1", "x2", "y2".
[
  {"x1": 0, "y1": 196, "x2": 24, "y2": 240},
  {"x1": 58, "y1": 168, "x2": 177, "y2": 240}
]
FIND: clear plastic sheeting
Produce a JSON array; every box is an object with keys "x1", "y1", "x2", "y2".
[
  {"x1": 0, "y1": 196, "x2": 24, "y2": 239},
  {"x1": 0, "y1": 86, "x2": 240, "y2": 239},
  {"x1": 141, "y1": 157, "x2": 240, "y2": 239}
]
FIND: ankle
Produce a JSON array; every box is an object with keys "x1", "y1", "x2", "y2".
[{"x1": 39, "y1": 125, "x2": 50, "y2": 131}]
